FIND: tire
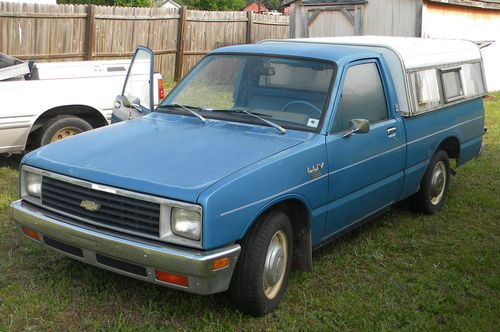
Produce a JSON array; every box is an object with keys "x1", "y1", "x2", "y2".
[
  {"x1": 229, "y1": 210, "x2": 293, "y2": 316},
  {"x1": 412, "y1": 150, "x2": 451, "y2": 214},
  {"x1": 38, "y1": 115, "x2": 93, "y2": 147}
]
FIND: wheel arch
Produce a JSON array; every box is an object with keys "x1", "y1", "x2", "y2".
[
  {"x1": 437, "y1": 135, "x2": 461, "y2": 162},
  {"x1": 241, "y1": 194, "x2": 313, "y2": 272},
  {"x1": 25, "y1": 104, "x2": 108, "y2": 149}
]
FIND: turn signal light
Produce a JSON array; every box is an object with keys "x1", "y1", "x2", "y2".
[
  {"x1": 212, "y1": 257, "x2": 230, "y2": 271},
  {"x1": 155, "y1": 270, "x2": 188, "y2": 287},
  {"x1": 21, "y1": 226, "x2": 40, "y2": 241},
  {"x1": 158, "y1": 79, "x2": 165, "y2": 100}
]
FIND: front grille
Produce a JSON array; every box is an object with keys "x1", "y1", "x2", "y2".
[{"x1": 41, "y1": 177, "x2": 160, "y2": 237}]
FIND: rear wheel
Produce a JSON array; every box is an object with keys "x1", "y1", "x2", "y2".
[
  {"x1": 39, "y1": 115, "x2": 93, "y2": 147},
  {"x1": 229, "y1": 210, "x2": 293, "y2": 316},
  {"x1": 412, "y1": 150, "x2": 451, "y2": 214}
]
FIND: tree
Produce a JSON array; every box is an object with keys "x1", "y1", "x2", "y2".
[
  {"x1": 176, "y1": 0, "x2": 246, "y2": 11},
  {"x1": 254, "y1": 0, "x2": 282, "y2": 11},
  {"x1": 58, "y1": 0, "x2": 153, "y2": 7}
]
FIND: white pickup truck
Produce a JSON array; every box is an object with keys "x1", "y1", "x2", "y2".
[{"x1": 0, "y1": 53, "x2": 163, "y2": 154}]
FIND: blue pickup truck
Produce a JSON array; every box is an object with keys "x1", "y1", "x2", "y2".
[{"x1": 11, "y1": 36, "x2": 486, "y2": 316}]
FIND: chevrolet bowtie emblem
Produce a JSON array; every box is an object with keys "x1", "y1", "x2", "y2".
[{"x1": 80, "y1": 200, "x2": 101, "y2": 212}]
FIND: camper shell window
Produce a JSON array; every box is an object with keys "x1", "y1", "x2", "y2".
[
  {"x1": 408, "y1": 61, "x2": 486, "y2": 115},
  {"x1": 440, "y1": 67, "x2": 464, "y2": 103}
]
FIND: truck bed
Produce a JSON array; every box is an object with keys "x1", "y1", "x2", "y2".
[{"x1": 0, "y1": 53, "x2": 30, "y2": 81}]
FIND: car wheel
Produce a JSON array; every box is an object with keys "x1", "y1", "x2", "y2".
[
  {"x1": 39, "y1": 115, "x2": 93, "y2": 147},
  {"x1": 412, "y1": 150, "x2": 451, "y2": 214},
  {"x1": 229, "y1": 210, "x2": 293, "y2": 316}
]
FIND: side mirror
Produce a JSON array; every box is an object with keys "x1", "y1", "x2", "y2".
[
  {"x1": 342, "y1": 119, "x2": 370, "y2": 138},
  {"x1": 121, "y1": 95, "x2": 131, "y2": 108}
]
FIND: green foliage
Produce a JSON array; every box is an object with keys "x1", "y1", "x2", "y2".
[
  {"x1": 57, "y1": 0, "x2": 153, "y2": 7},
  {"x1": 177, "y1": 0, "x2": 246, "y2": 10},
  {"x1": 57, "y1": 0, "x2": 282, "y2": 10},
  {"x1": 113, "y1": 0, "x2": 153, "y2": 7},
  {"x1": 176, "y1": 0, "x2": 283, "y2": 11},
  {"x1": 257, "y1": 0, "x2": 282, "y2": 11}
]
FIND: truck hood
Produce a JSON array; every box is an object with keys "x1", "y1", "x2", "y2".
[{"x1": 23, "y1": 113, "x2": 310, "y2": 203}]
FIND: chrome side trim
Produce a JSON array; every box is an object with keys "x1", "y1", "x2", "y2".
[
  {"x1": 220, "y1": 173, "x2": 328, "y2": 217},
  {"x1": 221, "y1": 116, "x2": 483, "y2": 217},
  {"x1": 406, "y1": 116, "x2": 483, "y2": 146},
  {"x1": 11, "y1": 200, "x2": 239, "y2": 295},
  {"x1": 329, "y1": 144, "x2": 405, "y2": 175}
]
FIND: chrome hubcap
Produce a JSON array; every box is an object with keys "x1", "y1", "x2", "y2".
[
  {"x1": 51, "y1": 126, "x2": 82, "y2": 143},
  {"x1": 263, "y1": 230, "x2": 288, "y2": 299},
  {"x1": 430, "y1": 161, "x2": 446, "y2": 205}
]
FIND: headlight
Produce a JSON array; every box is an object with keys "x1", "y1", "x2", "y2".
[
  {"x1": 23, "y1": 169, "x2": 42, "y2": 198},
  {"x1": 171, "y1": 207, "x2": 201, "y2": 241}
]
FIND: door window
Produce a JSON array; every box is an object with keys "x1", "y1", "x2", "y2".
[{"x1": 332, "y1": 63, "x2": 388, "y2": 133}]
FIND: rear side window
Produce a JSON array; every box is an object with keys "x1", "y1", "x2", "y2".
[
  {"x1": 332, "y1": 63, "x2": 388, "y2": 133},
  {"x1": 409, "y1": 61, "x2": 486, "y2": 114},
  {"x1": 440, "y1": 68, "x2": 464, "y2": 102},
  {"x1": 409, "y1": 69, "x2": 441, "y2": 112},
  {"x1": 462, "y1": 62, "x2": 485, "y2": 97}
]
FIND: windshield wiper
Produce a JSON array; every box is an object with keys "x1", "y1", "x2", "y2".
[
  {"x1": 160, "y1": 104, "x2": 207, "y2": 124},
  {"x1": 209, "y1": 108, "x2": 286, "y2": 135}
]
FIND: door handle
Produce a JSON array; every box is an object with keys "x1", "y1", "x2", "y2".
[{"x1": 387, "y1": 127, "x2": 397, "y2": 136}]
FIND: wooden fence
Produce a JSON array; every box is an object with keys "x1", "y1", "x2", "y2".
[{"x1": 0, "y1": 2, "x2": 290, "y2": 81}]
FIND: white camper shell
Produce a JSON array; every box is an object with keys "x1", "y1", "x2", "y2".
[{"x1": 272, "y1": 36, "x2": 487, "y2": 117}]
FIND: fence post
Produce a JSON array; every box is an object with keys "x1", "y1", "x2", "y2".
[
  {"x1": 84, "y1": 5, "x2": 96, "y2": 60},
  {"x1": 246, "y1": 11, "x2": 253, "y2": 44},
  {"x1": 175, "y1": 6, "x2": 187, "y2": 81}
]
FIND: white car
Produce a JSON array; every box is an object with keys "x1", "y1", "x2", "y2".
[{"x1": 0, "y1": 53, "x2": 163, "y2": 154}]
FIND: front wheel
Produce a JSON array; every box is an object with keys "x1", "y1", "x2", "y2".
[
  {"x1": 412, "y1": 150, "x2": 451, "y2": 214},
  {"x1": 38, "y1": 115, "x2": 93, "y2": 147},
  {"x1": 229, "y1": 210, "x2": 293, "y2": 316}
]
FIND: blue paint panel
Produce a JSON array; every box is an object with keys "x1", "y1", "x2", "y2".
[
  {"x1": 459, "y1": 136, "x2": 482, "y2": 166},
  {"x1": 324, "y1": 56, "x2": 406, "y2": 238},
  {"x1": 198, "y1": 136, "x2": 328, "y2": 249},
  {"x1": 401, "y1": 98, "x2": 484, "y2": 197},
  {"x1": 211, "y1": 42, "x2": 377, "y2": 64},
  {"x1": 23, "y1": 113, "x2": 309, "y2": 204}
]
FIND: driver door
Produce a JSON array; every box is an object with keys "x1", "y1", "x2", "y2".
[
  {"x1": 112, "y1": 46, "x2": 154, "y2": 123},
  {"x1": 324, "y1": 59, "x2": 405, "y2": 239}
]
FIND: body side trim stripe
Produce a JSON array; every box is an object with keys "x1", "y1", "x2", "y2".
[
  {"x1": 220, "y1": 116, "x2": 483, "y2": 217},
  {"x1": 219, "y1": 173, "x2": 328, "y2": 217},
  {"x1": 329, "y1": 144, "x2": 405, "y2": 175},
  {"x1": 406, "y1": 116, "x2": 483, "y2": 145}
]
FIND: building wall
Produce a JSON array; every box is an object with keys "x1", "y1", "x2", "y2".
[
  {"x1": 291, "y1": 0, "x2": 421, "y2": 38},
  {"x1": 361, "y1": 0, "x2": 420, "y2": 37},
  {"x1": 289, "y1": 0, "x2": 499, "y2": 91},
  {"x1": 422, "y1": 2, "x2": 500, "y2": 91}
]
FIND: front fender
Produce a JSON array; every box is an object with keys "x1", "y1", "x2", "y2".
[{"x1": 198, "y1": 135, "x2": 329, "y2": 250}]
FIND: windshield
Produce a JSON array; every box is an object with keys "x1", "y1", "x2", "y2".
[{"x1": 161, "y1": 55, "x2": 335, "y2": 131}]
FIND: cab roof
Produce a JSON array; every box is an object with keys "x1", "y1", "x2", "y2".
[
  {"x1": 212, "y1": 36, "x2": 482, "y2": 70},
  {"x1": 210, "y1": 41, "x2": 378, "y2": 64}
]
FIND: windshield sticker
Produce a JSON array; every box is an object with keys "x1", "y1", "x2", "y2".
[{"x1": 307, "y1": 118, "x2": 319, "y2": 128}]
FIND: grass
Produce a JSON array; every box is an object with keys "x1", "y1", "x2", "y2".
[{"x1": 1, "y1": 92, "x2": 499, "y2": 331}]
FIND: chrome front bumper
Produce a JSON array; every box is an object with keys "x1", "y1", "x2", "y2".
[{"x1": 10, "y1": 200, "x2": 240, "y2": 295}]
